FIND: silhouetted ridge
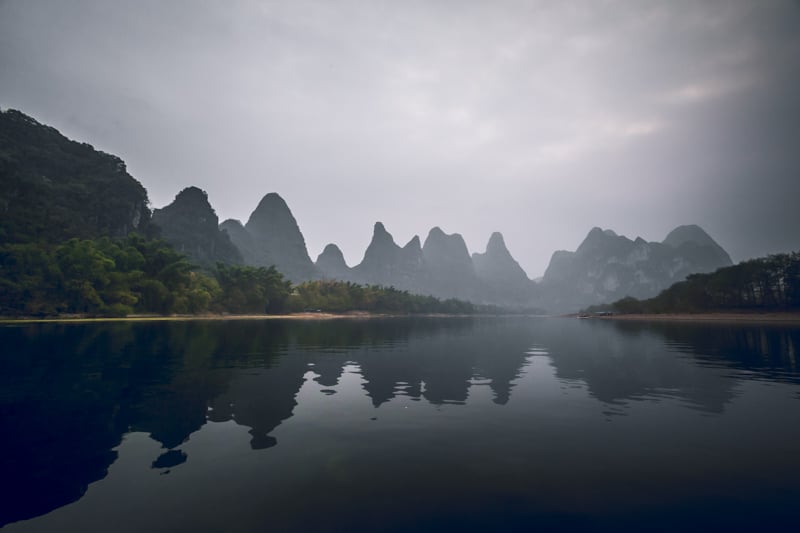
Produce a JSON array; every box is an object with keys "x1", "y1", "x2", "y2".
[
  {"x1": 219, "y1": 219, "x2": 258, "y2": 265},
  {"x1": 152, "y1": 187, "x2": 242, "y2": 267},
  {"x1": 353, "y1": 222, "x2": 411, "y2": 287},
  {"x1": 316, "y1": 244, "x2": 352, "y2": 280},
  {"x1": 663, "y1": 224, "x2": 733, "y2": 266},
  {"x1": 336, "y1": 224, "x2": 538, "y2": 306},
  {"x1": 0, "y1": 108, "x2": 151, "y2": 243},
  {"x1": 540, "y1": 224, "x2": 733, "y2": 313},
  {"x1": 421, "y1": 227, "x2": 478, "y2": 301},
  {"x1": 232, "y1": 193, "x2": 317, "y2": 281},
  {"x1": 472, "y1": 232, "x2": 534, "y2": 303}
]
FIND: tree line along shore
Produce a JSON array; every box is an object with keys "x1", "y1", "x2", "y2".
[
  {"x1": 582, "y1": 251, "x2": 800, "y2": 318},
  {"x1": 0, "y1": 234, "x2": 484, "y2": 318}
]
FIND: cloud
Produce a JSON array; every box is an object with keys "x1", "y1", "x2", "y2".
[{"x1": 1, "y1": 0, "x2": 798, "y2": 275}]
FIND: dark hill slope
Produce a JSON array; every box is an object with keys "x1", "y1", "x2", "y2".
[
  {"x1": 221, "y1": 193, "x2": 318, "y2": 282},
  {"x1": 0, "y1": 109, "x2": 151, "y2": 243},
  {"x1": 152, "y1": 187, "x2": 242, "y2": 268}
]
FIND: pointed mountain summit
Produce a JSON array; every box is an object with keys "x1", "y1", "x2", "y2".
[
  {"x1": 422, "y1": 227, "x2": 474, "y2": 272},
  {"x1": 152, "y1": 187, "x2": 242, "y2": 267},
  {"x1": 220, "y1": 218, "x2": 258, "y2": 265},
  {"x1": 663, "y1": 224, "x2": 733, "y2": 266},
  {"x1": 228, "y1": 193, "x2": 317, "y2": 281},
  {"x1": 353, "y1": 222, "x2": 416, "y2": 287},
  {"x1": 663, "y1": 224, "x2": 718, "y2": 248},
  {"x1": 472, "y1": 232, "x2": 533, "y2": 303},
  {"x1": 316, "y1": 244, "x2": 353, "y2": 281},
  {"x1": 400, "y1": 234, "x2": 424, "y2": 275},
  {"x1": 473, "y1": 232, "x2": 529, "y2": 281},
  {"x1": 421, "y1": 227, "x2": 478, "y2": 300},
  {"x1": 369, "y1": 222, "x2": 396, "y2": 247},
  {"x1": 404, "y1": 235, "x2": 422, "y2": 253},
  {"x1": 357, "y1": 223, "x2": 401, "y2": 273},
  {"x1": 540, "y1": 224, "x2": 734, "y2": 313}
]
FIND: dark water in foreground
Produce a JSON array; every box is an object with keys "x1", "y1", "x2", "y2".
[{"x1": 2, "y1": 317, "x2": 800, "y2": 532}]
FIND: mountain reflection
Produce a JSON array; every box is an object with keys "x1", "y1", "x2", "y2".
[
  {"x1": 2, "y1": 317, "x2": 799, "y2": 527},
  {"x1": 532, "y1": 320, "x2": 800, "y2": 412}
]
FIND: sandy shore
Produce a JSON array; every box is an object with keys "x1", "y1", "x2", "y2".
[
  {"x1": 0, "y1": 311, "x2": 379, "y2": 324},
  {"x1": 595, "y1": 312, "x2": 800, "y2": 324},
  {"x1": 0, "y1": 311, "x2": 486, "y2": 324}
]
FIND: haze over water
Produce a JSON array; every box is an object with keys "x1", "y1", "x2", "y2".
[{"x1": 2, "y1": 317, "x2": 800, "y2": 532}]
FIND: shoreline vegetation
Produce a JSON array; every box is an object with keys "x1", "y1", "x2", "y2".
[
  {"x1": 5, "y1": 311, "x2": 800, "y2": 325},
  {"x1": 576, "y1": 312, "x2": 800, "y2": 324},
  {"x1": 581, "y1": 251, "x2": 800, "y2": 320},
  {"x1": 1, "y1": 234, "x2": 494, "y2": 318},
  {"x1": 0, "y1": 311, "x2": 540, "y2": 324}
]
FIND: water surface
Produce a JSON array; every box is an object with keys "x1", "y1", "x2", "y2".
[{"x1": 2, "y1": 317, "x2": 799, "y2": 531}]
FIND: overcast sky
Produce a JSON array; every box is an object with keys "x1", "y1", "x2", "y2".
[{"x1": 2, "y1": 0, "x2": 799, "y2": 277}]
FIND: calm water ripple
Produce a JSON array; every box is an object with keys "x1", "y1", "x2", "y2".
[{"x1": 2, "y1": 317, "x2": 800, "y2": 531}]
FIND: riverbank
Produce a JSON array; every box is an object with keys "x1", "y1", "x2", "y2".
[
  {"x1": 0, "y1": 311, "x2": 489, "y2": 324},
  {"x1": 593, "y1": 312, "x2": 800, "y2": 324}
]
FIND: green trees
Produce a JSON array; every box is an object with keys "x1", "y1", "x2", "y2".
[
  {"x1": 0, "y1": 235, "x2": 481, "y2": 317},
  {"x1": 287, "y1": 279, "x2": 476, "y2": 315},
  {"x1": 595, "y1": 252, "x2": 800, "y2": 314},
  {"x1": 0, "y1": 109, "x2": 153, "y2": 245},
  {"x1": 0, "y1": 235, "x2": 221, "y2": 316},
  {"x1": 214, "y1": 264, "x2": 290, "y2": 314},
  {"x1": 0, "y1": 243, "x2": 62, "y2": 315}
]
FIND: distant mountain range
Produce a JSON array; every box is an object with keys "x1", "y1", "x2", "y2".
[
  {"x1": 0, "y1": 108, "x2": 735, "y2": 313},
  {"x1": 538, "y1": 225, "x2": 733, "y2": 313},
  {"x1": 156, "y1": 186, "x2": 537, "y2": 305},
  {"x1": 155, "y1": 184, "x2": 731, "y2": 312}
]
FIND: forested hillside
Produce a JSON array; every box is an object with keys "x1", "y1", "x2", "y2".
[
  {"x1": 0, "y1": 109, "x2": 478, "y2": 317},
  {"x1": 0, "y1": 109, "x2": 152, "y2": 243},
  {"x1": 589, "y1": 252, "x2": 800, "y2": 314},
  {"x1": 0, "y1": 234, "x2": 479, "y2": 317}
]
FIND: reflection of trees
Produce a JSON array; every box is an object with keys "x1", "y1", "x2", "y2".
[
  {"x1": 532, "y1": 319, "x2": 738, "y2": 412},
  {"x1": 0, "y1": 318, "x2": 500, "y2": 526},
  {"x1": 535, "y1": 320, "x2": 800, "y2": 414},
  {"x1": 8, "y1": 317, "x2": 794, "y2": 527},
  {"x1": 614, "y1": 321, "x2": 800, "y2": 384},
  {"x1": 0, "y1": 322, "x2": 235, "y2": 526}
]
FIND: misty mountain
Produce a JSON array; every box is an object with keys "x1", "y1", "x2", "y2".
[
  {"x1": 472, "y1": 232, "x2": 537, "y2": 304},
  {"x1": 219, "y1": 219, "x2": 257, "y2": 264},
  {"x1": 220, "y1": 193, "x2": 317, "y2": 282},
  {"x1": 539, "y1": 225, "x2": 733, "y2": 313},
  {"x1": 315, "y1": 243, "x2": 354, "y2": 281},
  {"x1": 662, "y1": 224, "x2": 733, "y2": 267},
  {"x1": 420, "y1": 227, "x2": 481, "y2": 301},
  {"x1": 350, "y1": 222, "x2": 424, "y2": 290},
  {"x1": 2, "y1": 108, "x2": 739, "y2": 315},
  {"x1": 151, "y1": 187, "x2": 242, "y2": 268},
  {"x1": 0, "y1": 109, "x2": 151, "y2": 243},
  {"x1": 315, "y1": 221, "x2": 539, "y2": 306}
]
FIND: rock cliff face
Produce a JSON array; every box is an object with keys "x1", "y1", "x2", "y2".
[
  {"x1": 472, "y1": 232, "x2": 535, "y2": 304},
  {"x1": 663, "y1": 224, "x2": 733, "y2": 269},
  {"x1": 219, "y1": 219, "x2": 257, "y2": 265},
  {"x1": 352, "y1": 223, "x2": 424, "y2": 290},
  {"x1": 152, "y1": 187, "x2": 242, "y2": 267},
  {"x1": 316, "y1": 244, "x2": 353, "y2": 281},
  {"x1": 539, "y1": 225, "x2": 733, "y2": 313},
  {"x1": 421, "y1": 227, "x2": 480, "y2": 301},
  {"x1": 0, "y1": 108, "x2": 151, "y2": 243},
  {"x1": 221, "y1": 193, "x2": 317, "y2": 282},
  {"x1": 342, "y1": 223, "x2": 538, "y2": 305}
]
